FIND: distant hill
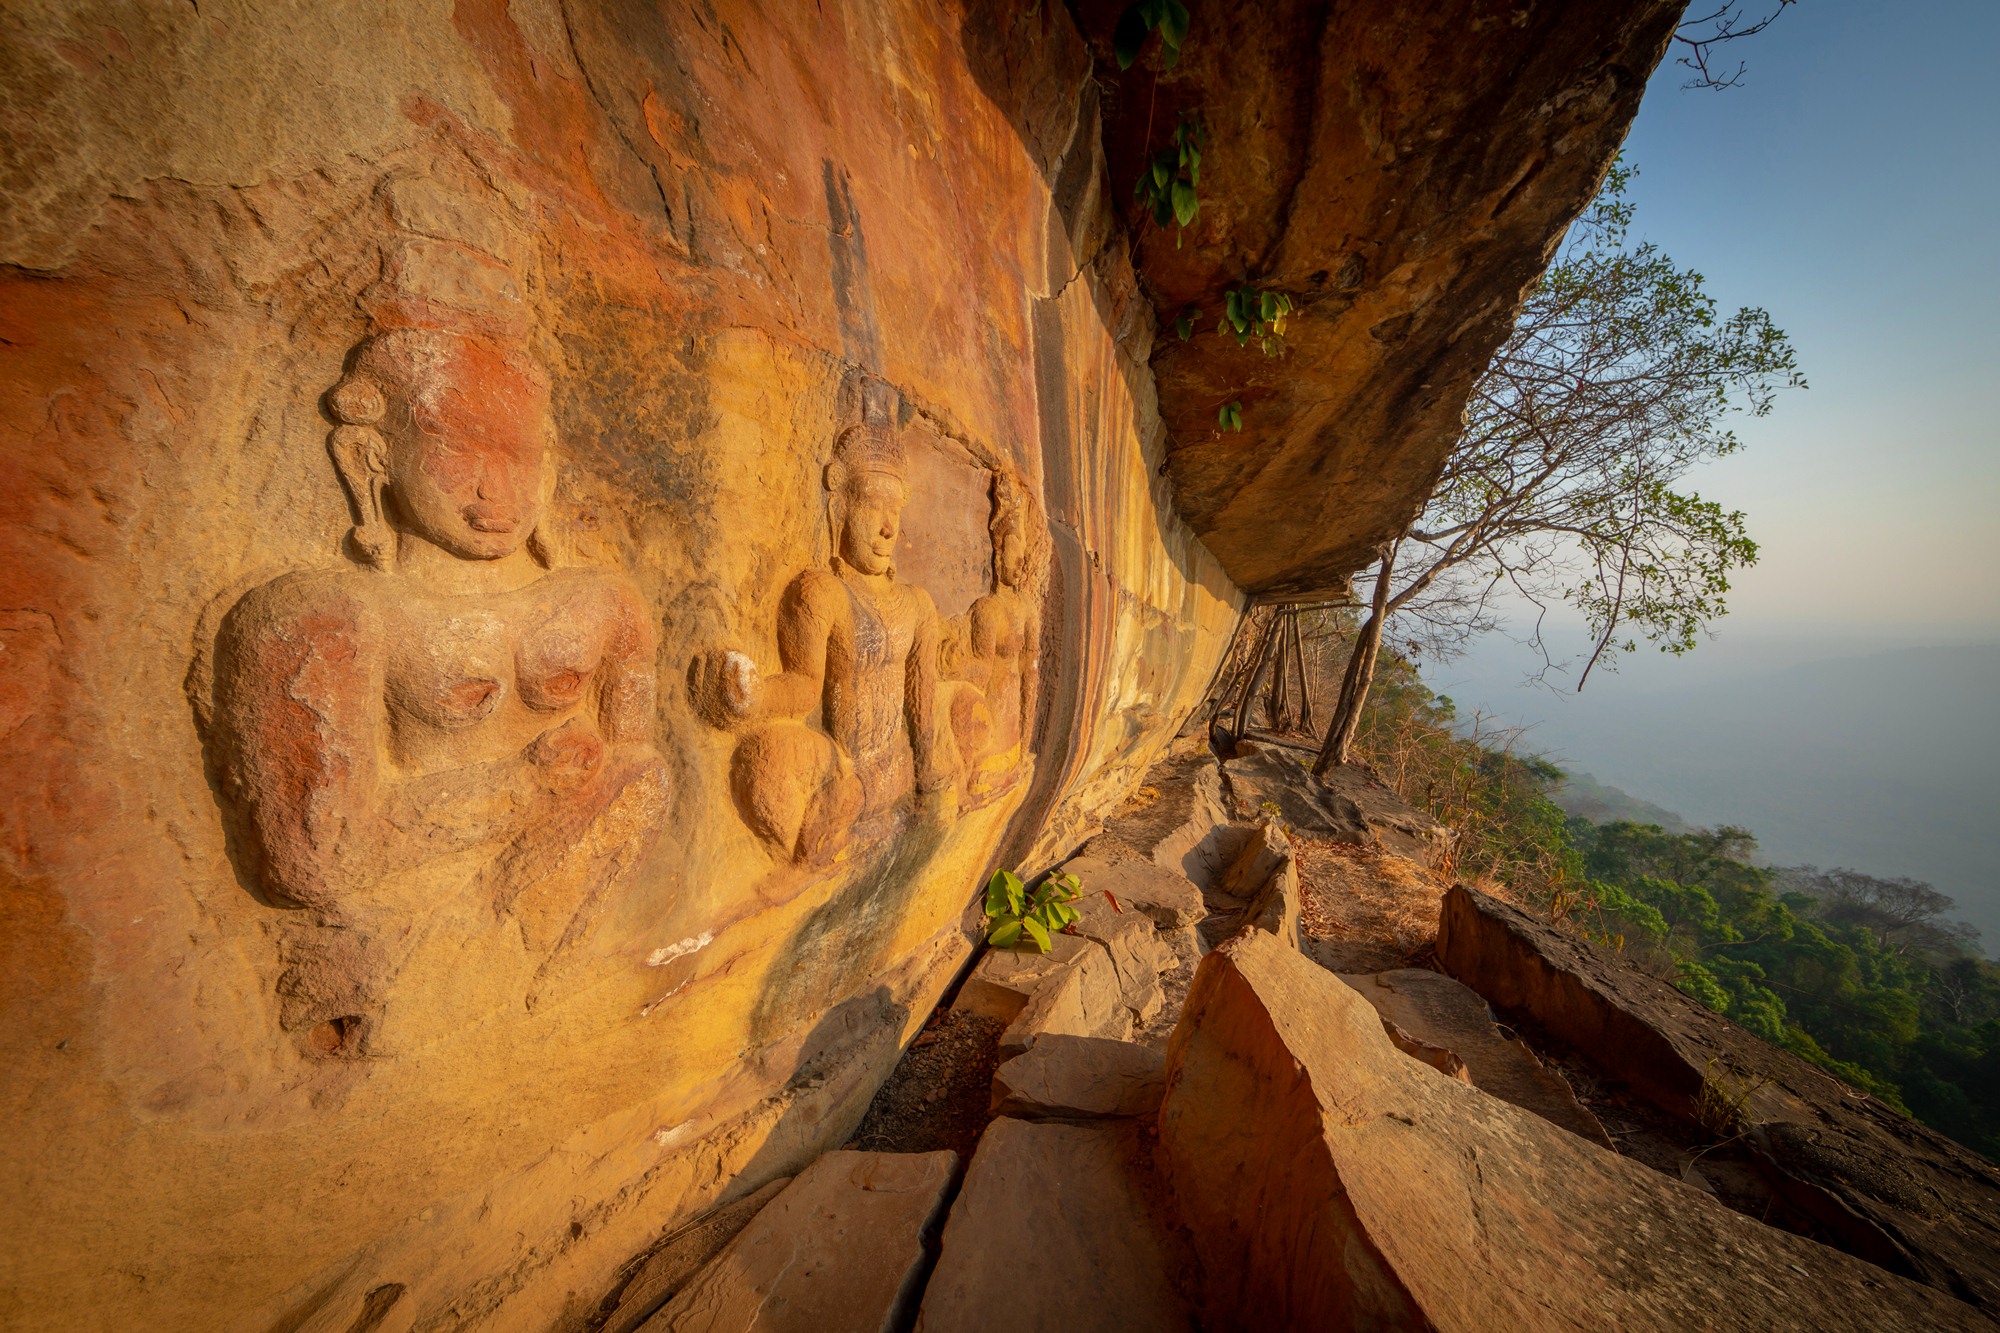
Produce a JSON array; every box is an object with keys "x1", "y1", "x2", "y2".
[
  {"x1": 1447, "y1": 643, "x2": 2000, "y2": 947},
  {"x1": 1550, "y1": 772, "x2": 1692, "y2": 833}
]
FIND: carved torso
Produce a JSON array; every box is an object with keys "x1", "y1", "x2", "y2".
[
  {"x1": 967, "y1": 586, "x2": 1036, "y2": 751},
  {"x1": 378, "y1": 568, "x2": 642, "y2": 772}
]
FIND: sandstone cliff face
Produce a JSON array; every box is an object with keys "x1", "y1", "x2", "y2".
[
  {"x1": 1081, "y1": 0, "x2": 1686, "y2": 596},
  {"x1": 0, "y1": 3, "x2": 1659, "y2": 1329}
]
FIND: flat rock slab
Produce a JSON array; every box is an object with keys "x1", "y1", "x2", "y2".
[
  {"x1": 1338, "y1": 968, "x2": 1611, "y2": 1146},
  {"x1": 915, "y1": 1118, "x2": 1194, "y2": 1332},
  {"x1": 953, "y1": 934, "x2": 1091, "y2": 1024},
  {"x1": 1437, "y1": 884, "x2": 2000, "y2": 1314},
  {"x1": 1059, "y1": 855, "x2": 1206, "y2": 929},
  {"x1": 998, "y1": 943, "x2": 1132, "y2": 1058},
  {"x1": 1221, "y1": 744, "x2": 1370, "y2": 842},
  {"x1": 1316, "y1": 761, "x2": 1456, "y2": 868},
  {"x1": 1071, "y1": 891, "x2": 1172, "y2": 1024},
  {"x1": 647, "y1": 1150, "x2": 955, "y2": 1333},
  {"x1": 1159, "y1": 930, "x2": 1992, "y2": 1333},
  {"x1": 990, "y1": 1034, "x2": 1166, "y2": 1119},
  {"x1": 604, "y1": 1177, "x2": 792, "y2": 1333},
  {"x1": 1091, "y1": 750, "x2": 1238, "y2": 887}
]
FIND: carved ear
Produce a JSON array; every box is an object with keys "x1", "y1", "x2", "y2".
[
  {"x1": 528, "y1": 456, "x2": 560, "y2": 564},
  {"x1": 328, "y1": 424, "x2": 393, "y2": 567},
  {"x1": 823, "y1": 459, "x2": 848, "y2": 567}
]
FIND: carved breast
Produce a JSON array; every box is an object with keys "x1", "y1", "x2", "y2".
[
  {"x1": 386, "y1": 608, "x2": 510, "y2": 729},
  {"x1": 379, "y1": 574, "x2": 632, "y2": 769},
  {"x1": 516, "y1": 605, "x2": 608, "y2": 712}
]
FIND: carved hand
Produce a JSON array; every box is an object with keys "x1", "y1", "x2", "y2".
[
  {"x1": 689, "y1": 647, "x2": 761, "y2": 729},
  {"x1": 526, "y1": 717, "x2": 605, "y2": 792}
]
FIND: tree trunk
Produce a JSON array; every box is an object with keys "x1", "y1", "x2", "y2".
[
  {"x1": 1266, "y1": 609, "x2": 1292, "y2": 731},
  {"x1": 1292, "y1": 611, "x2": 1316, "y2": 735},
  {"x1": 1312, "y1": 544, "x2": 1397, "y2": 777},
  {"x1": 1229, "y1": 613, "x2": 1279, "y2": 738}
]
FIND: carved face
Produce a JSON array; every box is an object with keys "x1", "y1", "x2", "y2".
[
  {"x1": 382, "y1": 339, "x2": 550, "y2": 561},
  {"x1": 839, "y1": 472, "x2": 906, "y2": 576}
]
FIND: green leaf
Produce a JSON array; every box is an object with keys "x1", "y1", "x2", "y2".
[
  {"x1": 988, "y1": 919, "x2": 1024, "y2": 947},
  {"x1": 1153, "y1": 196, "x2": 1175, "y2": 227},
  {"x1": 1176, "y1": 310, "x2": 1195, "y2": 340},
  {"x1": 1161, "y1": 0, "x2": 1191, "y2": 48},
  {"x1": 1261, "y1": 290, "x2": 1278, "y2": 322},
  {"x1": 1022, "y1": 917, "x2": 1052, "y2": 953},
  {"x1": 1139, "y1": 0, "x2": 1167, "y2": 24},
  {"x1": 1112, "y1": 6, "x2": 1149, "y2": 69},
  {"x1": 1159, "y1": 41, "x2": 1180, "y2": 69},
  {"x1": 1171, "y1": 179, "x2": 1198, "y2": 227}
]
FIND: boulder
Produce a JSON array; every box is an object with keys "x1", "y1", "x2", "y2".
[
  {"x1": 646, "y1": 1150, "x2": 956, "y2": 1333},
  {"x1": 1316, "y1": 763, "x2": 1458, "y2": 870},
  {"x1": 1158, "y1": 930, "x2": 1992, "y2": 1333},
  {"x1": 915, "y1": 1119, "x2": 1193, "y2": 1332},
  {"x1": 1212, "y1": 819, "x2": 1287, "y2": 908},
  {"x1": 1377, "y1": 1017, "x2": 1471, "y2": 1083},
  {"x1": 1437, "y1": 884, "x2": 2000, "y2": 1312},
  {"x1": 990, "y1": 1035, "x2": 1166, "y2": 1120},
  {"x1": 602, "y1": 1177, "x2": 792, "y2": 1333},
  {"x1": 1059, "y1": 855, "x2": 1206, "y2": 929},
  {"x1": 1221, "y1": 744, "x2": 1371, "y2": 841},
  {"x1": 952, "y1": 934, "x2": 1093, "y2": 1025},
  {"x1": 997, "y1": 944, "x2": 1133, "y2": 1058},
  {"x1": 1072, "y1": 891, "x2": 1173, "y2": 1026},
  {"x1": 1338, "y1": 968, "x2": 1610, "y2": 1146},
  {"x1": 1218, "y1": 823, "x2": 1300, "y2": 948}
]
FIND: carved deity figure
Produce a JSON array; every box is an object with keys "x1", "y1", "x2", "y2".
[
  {"x1": 942, "y1": 472, "x2": 1046, "y2": 800},
  {"x1": 207, "y1": 328, "x2": 665, "y2": 1052},
  {"x1": 692, "y1": 422, "x2": 949, "y2": 866}
]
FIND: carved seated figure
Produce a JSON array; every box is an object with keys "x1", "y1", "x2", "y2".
[
  {"x1": 209, "y1": 328, "x2": 665, "y2": 1048},
  {"x1": 691, "y1": 422, "x2": 950, "y2": 867},
  {"x1": 943, "y1": 472, "x2": 1045, "y2": 799}
]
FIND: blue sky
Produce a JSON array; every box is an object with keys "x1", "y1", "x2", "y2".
[
  {"x1": 1427, "y1": 1, "x2": 2000, "y2": 936},
  {"x1": 1609, "y1": 0, "x2": 2000, "y2": 640}
]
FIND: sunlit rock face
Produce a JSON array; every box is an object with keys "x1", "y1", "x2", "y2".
[{"x1": 0, "y1": 2, "x2": 1660, "y2": 1328}]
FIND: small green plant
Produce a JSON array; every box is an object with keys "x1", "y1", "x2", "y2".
[
  {"x1": 985, "y1": 867, "x2": 1083, "y2": 953},
  {"x1": 1217, "y1": 399, "x2": 1244, "y2": 432},
  {"x1": 1175, "y1": 306, "x2": 1200, "y2": 340},
  {"x1": 1113, "y1": 0, "x2": 1192, "y2": 70},
  {"x1": 1134, "y1": 116, "x2": 1204, "y2": 246},
  {"x1": 1219, "y1": 286, "x2": 1295, "y2": 355}
]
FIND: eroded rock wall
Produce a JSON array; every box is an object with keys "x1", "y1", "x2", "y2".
[{"x1": 0, "y1": 4, "x2": 1236, "y2": 1329}]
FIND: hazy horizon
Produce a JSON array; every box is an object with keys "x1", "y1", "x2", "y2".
[{"x1": 1411, "y1": 0, "x2": 2000, "y2": 948}]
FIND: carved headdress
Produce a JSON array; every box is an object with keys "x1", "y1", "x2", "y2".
[
  {"x1": 322, "y1": 173, "x2": 556, "y2": 568},
  {"x1": 824, "y1": 421, "x2": 907, "y2": 572}
]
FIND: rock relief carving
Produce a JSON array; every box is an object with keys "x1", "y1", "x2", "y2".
[
  {"x1": 941, "y1": 472, "x2": 1048, "y2": 803},
  {"x1": 204, "y1": 326, "x2": 666, "y2": 1056},
  {"x1": 690, "y1": 420, "x2": 954, "y2": 872}
]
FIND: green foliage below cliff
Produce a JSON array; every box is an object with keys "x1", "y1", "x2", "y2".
[{"x1": 1349, "y1": 653, "x2": 2000, "y2": 1159}]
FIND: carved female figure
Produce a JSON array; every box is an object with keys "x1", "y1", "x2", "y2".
[
  {"x1": 943, "y1": 472, "x2": 1046, "y2": 799},
  {"x1": 691, "y1": 422, "x2": 950, "y2": 868},
  {"x1": 208, "y1": 328, "x2": 664, "y2": 1050}
]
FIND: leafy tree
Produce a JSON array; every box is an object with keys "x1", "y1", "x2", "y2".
[{"x1": 1313, "y1": 165, "x2": 1804, "y2": 773}]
